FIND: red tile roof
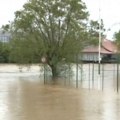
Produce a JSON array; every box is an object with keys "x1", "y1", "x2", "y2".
[
  {"x1": 102, "y1": 39, "x2": 117, "y2": 53},
  {"x1": 82, "y1": 39, "x2": 117, "y2": 54},
  {"x1": 82, "y1": 46, "x2": 113, "y2": 54}
]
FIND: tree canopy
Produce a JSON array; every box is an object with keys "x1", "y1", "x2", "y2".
[
  {"x1": 114, "y1": 30, "x2": 120, "y2": 48},
  {"x1": 2, "y1": 0, "x2": 105, "y2": 77}
]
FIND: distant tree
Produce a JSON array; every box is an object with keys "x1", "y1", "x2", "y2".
[
  {"x1": 114, "y1": 30, "x2": 120, "y2": 49},
  {"x1": 86, "y1": 19, "x2": 105, "y2": 45},
  {"x1": 0, "y1": 42, "x2": 10, "y2": 63}
]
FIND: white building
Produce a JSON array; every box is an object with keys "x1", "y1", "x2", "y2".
[
  {"x1": 0, "y1": 31, "x2": 11, "y2": 42},
  {"x1": 81, "y1": 39, "x2": 117, "y2": 62}
]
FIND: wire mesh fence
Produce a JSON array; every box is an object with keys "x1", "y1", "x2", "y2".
[
  {"x1": 0, "y1": 63, "x2": 119, "y2": 92},
  {"x1": 43, "y1": 63, "x2": 120, "y2": 92}
]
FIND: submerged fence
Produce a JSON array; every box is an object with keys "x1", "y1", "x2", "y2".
[
  {"x1": 0, "y1": 63, "x2": 120, "y2": 92},
  {"x1": 43, "y1": 63, "x2": 120, "y2": 92}
]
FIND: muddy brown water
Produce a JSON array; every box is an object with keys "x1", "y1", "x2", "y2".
[
  {"x1": 0, "y1": 78, "x2": 120, "y2": 120},
  {"x1": 0, "y1": 64, "x2": 120, "y2": 120}
]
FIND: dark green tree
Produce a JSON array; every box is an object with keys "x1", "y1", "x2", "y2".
[
  {"x1": 86, "y1": 19, "x2": 105, "y2": 45},
  {"x1": 114, "y1": 30, "x2": 120, "y2": 47},
  {"x1": 8, "y1": 0, "x2": 90, "y2": 78},
  {"x1": 0, "y1": 42, "x2": 10, "y2": 63}
]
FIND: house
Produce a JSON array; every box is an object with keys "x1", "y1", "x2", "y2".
[
  {"x1": 0, "y1": 31, "x2": 11, "y2": 42},
  {"x1": 81, "y1": 39, "x2": 118, "y2": 62}
]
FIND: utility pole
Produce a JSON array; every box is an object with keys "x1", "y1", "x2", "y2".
[
  {"x1": 98, "y1": 0, "x2": 101, "y2": 75},
  {"x1": 98, "y1": 0, "x2": 102, "y2": 90}
]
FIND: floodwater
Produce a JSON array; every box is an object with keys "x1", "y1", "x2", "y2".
[{"x1": 0, "y1": 64, "x2": 120, "y2": 120}]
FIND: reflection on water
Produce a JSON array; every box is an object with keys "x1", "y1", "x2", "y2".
[
  {"x1": 0, "y1": 63, "x2": 118, "y2": 91},
  {"x1": 0, "y1": 79, "x2": 120, "y2": 120},
  {"x1": 0, "y1": 64, "x2": 120, "y2": 120}
]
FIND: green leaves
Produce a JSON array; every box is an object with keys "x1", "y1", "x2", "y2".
[
  {"x1": 114, "y1": 30, "x2": 120, "y2": 48},
  {"x1": 3, "y1": 0, "x2": 99, "y2": 77},
  {"x1": 10, "y1": 0, "x2": 89, "y2": 63},
  {"x1": 85, "y1": 20, "x2": 105, "y2": 46}
]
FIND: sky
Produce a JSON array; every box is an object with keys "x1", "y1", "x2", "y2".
[
  {"x1": 0, "y1": 0, "x2": 27, "y2": 26},
  {"x1": 0, "y1": 0, "x2": 120, "y2": 40},
  {"x1": 83, "y1": 0, "x2": 120, "y2": 40}
]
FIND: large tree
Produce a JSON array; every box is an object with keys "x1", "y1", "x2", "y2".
[
  {"x1": 8, "y1": 0, "x2": 90, "y2": 78},
  {"x1": 4, "y1": 0, "x2": 106, "y2": 78}
]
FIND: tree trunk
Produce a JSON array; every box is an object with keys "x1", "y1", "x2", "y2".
[{"x1": 50, "y1": 64, "x2": 58, "y2": 79}]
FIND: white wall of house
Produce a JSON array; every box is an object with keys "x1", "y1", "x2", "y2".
[
  {"x1": 0, "y1": 31, "x2": 11, "y2": 42},
  {"x1": 80, "y1": 53, "x2": 104, "y2": 62}
]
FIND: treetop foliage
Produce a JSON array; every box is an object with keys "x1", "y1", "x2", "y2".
[
  {"x1": 1, "y1": 0, "x2": 105, "y2": 66},
  {"x1": 10, "y1": 0, "x2": 89, "y2": 64}
]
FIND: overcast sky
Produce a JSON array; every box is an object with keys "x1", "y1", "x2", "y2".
[
  {"x1": 84, "y1": 0, "x2": 120, "y2": 40},
  {"x1": 0, "y1": 0, "x2": 27, "y2": 26},
  {"x1": 0, "y1": 0, "x2": 120, "y2": 40}
]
